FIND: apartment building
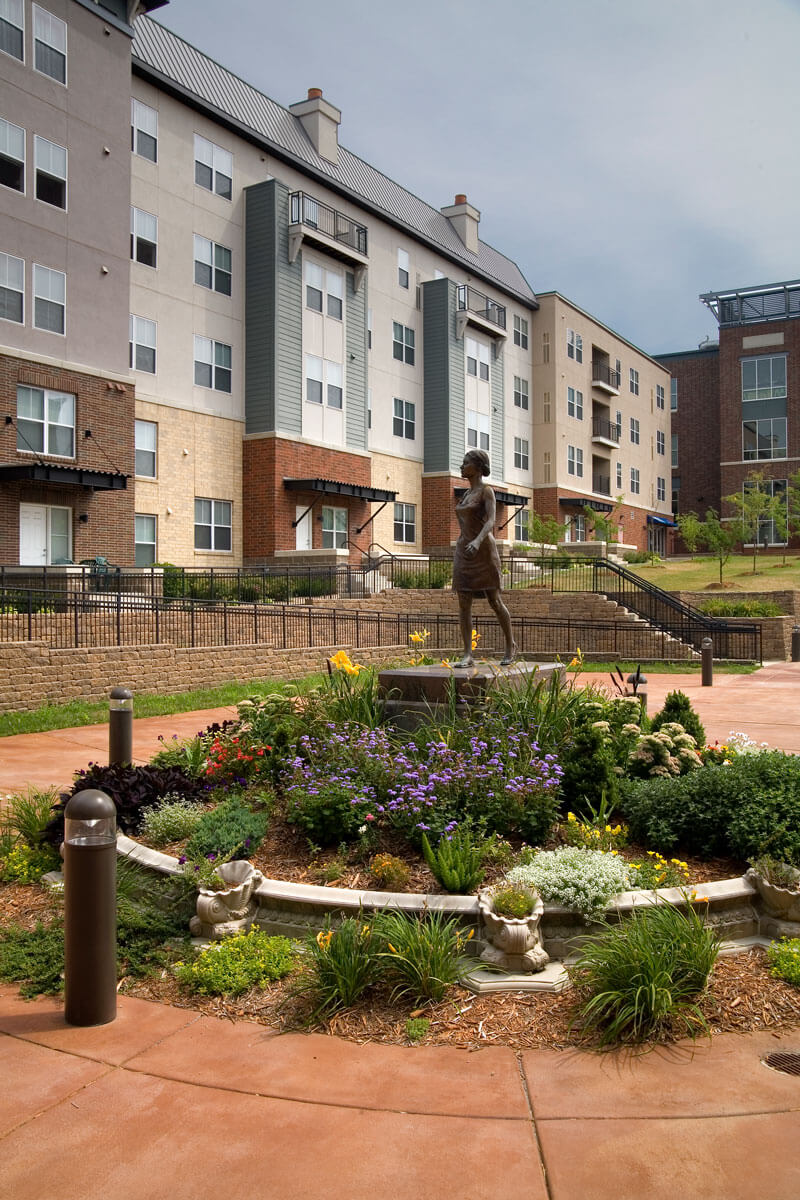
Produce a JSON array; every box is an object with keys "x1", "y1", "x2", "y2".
[
  {"x1": 531, "y1": 294, "x2": 673, "y2": 554},
  {"x1": 1, "y1": 1, "x2": 673, "y2": 568},
  {"x1": 657, "y1": 279, "x2": 800, "y2": 546}
]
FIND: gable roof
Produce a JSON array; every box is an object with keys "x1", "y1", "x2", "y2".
[{"x1": 131, "y1": 16, "x2": 537, "y2": 308}]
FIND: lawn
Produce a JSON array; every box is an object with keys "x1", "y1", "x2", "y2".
[{"x1": 629, "y1": 553, "x2": 800, "y2": 594}]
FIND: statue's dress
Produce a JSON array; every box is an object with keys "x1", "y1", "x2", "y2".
[{"x1": 452, "y1": 486, "x2": 502, "y2": 595}]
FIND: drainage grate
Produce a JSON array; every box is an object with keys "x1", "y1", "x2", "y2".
[{"x1": 762, "y1": 1052, "x2": 800, "y2": 1076}]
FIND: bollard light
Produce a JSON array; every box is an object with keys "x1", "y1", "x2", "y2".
[
  {"x1": 109, "y1": 685, "x2": 133, "y2": 766},
  {"x1": 627, "y1": 669, "x2": 647, "y2": 716},
  {"x1": 701, "y1": 637, "x2": 713, "y2": 687},
  {"x1": 792, "y1": 626, "x2": 800, "y2": 663},
  {"x1": 64, "y1": 789, "x2": 117, "y2": 1027}
]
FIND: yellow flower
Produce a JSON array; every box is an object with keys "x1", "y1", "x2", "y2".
[
  {"x1": 567, "y1": 812, "x2": 577, "y2": 822},
  {"x1": 388, "y1": 942, "x2": 398, "y2": 954},
  {"x1": 471, "y1": 628, "x2": 481, "y2": 650},
  {"x1": 316, "y1": 930, "x2": 334, "y2": 950}
]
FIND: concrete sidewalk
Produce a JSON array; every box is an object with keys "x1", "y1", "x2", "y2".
[{"x1": 1, "y1": 985, "x2": 798, "y2": 1200}]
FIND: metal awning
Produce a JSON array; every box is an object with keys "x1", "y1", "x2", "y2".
[
  {"x1": 647, "y1": 514, "x2": 678, "y2": 527},
  {"x1": 283, "y1": 478, "x2": 396, "y2": 503},
  {"x1": 0, "y1": 463, "x2": 128, "y2": 490},
  {"x1": 454, "y1": 487, "x2": 528, "y2": 507},
  {"x1": 558, "y1": 496, "x2": 613, "y2": 513}
]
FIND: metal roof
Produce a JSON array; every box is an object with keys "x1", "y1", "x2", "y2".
[
  {"x1": 700, "y1": 280, "x2": 800, "y2": 328},
  {"x1": 131, "y1": 17, "x2": 537, "y2": 308}
]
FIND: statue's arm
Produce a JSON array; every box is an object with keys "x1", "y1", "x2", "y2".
[{"x1": 466, "y1": 487, "x2": 497, "y2": 554}]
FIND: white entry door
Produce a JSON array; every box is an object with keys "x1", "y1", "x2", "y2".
[
  {"x1": 295, "y1": 505, "x2": 312, "y2": 551},
  {"x1": 19, "y1": 504, "x2": 47, "y2": 565}
]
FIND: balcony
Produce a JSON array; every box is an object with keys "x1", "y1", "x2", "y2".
[
  {"x1": 456, "y1": 284, "x2": 507, "y2": 340},
  {"x1": 592, "y1": 474, "x2": 611, "y2": 497},
  {"x1": 591, "y1": 360, "x2": 621, "y2": 394},
  {"x1": 288, "y1": 191, "x2": 368, "y2": 287},
  {"x1": 592, "y1": 416, "x2": 621, "y2": 447}
]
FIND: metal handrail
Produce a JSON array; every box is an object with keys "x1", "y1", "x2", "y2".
[
  {"x1": 289, "y1": 190, "x2": 367, "y2": 255},
  {"x1": 591, "y1": 361, "x2": 621, "y2": 389}
]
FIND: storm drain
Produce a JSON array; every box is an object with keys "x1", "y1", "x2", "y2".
[{"x1": 761, "y1": 1051, "x2": 800, "y2": 1076}]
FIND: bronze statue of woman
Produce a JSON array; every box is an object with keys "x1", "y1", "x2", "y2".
[{"x1": 452, "y1": 449, "x2": 517, "y2": 667}]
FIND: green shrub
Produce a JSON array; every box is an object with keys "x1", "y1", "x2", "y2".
[
  {"x1": 766, "y1": 938, "x2": 800, "y2": 986},
  {"x1": 368, "y1": 853, "x2": 411, "y2": 891},
  {"x1": 650, "y1": 691, "x2": 706, "y2": 748},
  {"x1": 627, "y1": 724, "x2": 703, "y2": 780},
  {"x1": 421, "y1": 828, "x2": 485, "y2": 893},
  {"x1": 405, "y1": 1016, "x2": 431, "y2": 1041},
  {"x1": 699, "y1": 598, "x2": 782, "y2": 617},
  {"x1": 506, "y1": 847, "x2": 632, "y2": 921},
  {"x1": 559, "y1": 722, "x2": 620, "y2": 814},
  {"x1": 373, "y1": 909, "x2": 468, "y2": 1004},
  {"x1": 185, "y1": 795, "x2": 269, "y2": 861},
  {"x1": 749, "y1": 856, "x2": 800, "y2": 888},
  {"x1": 0, "y1": 842, "x2": 60, "y2": 884},
  {"x1": 0, "y1": 922, "x2": 65, "y2": 997},
  {"x1": 571, "y1": 901, "x2": 720, "y2": 1045},
  {"x1": 295, "y1": 918, "x2": 379, "y2": 1019},
  {"x1": 138, "y1": 796, "x2": 206, "y2": 846},
  {"x1": 149, "y1": 735, "x2": 212, "y2": 778},
  {"x1": 176, "y1": 930, "x2": 295, "y2": 996},
  {"x1": 490, "y1": 885, "x2": 538, "y2": 918},
  {"x1": 1, "y1": 786, "x2": 59, "y2": 846},
  {"x1": 47, "y1": 763, "x2": 205, "y2": 844}
]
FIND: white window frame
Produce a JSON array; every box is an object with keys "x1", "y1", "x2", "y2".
[
  {"x1": 129, "y1": 315, "x2": 156, "y2": 374},
  {"x1": 304, "y1": 355, "x2": 343, "y2": 408},
  {"x1": 131, "y1": 99, "x2": 157, "y2": 162},
  {"x1": 616, "y1": 461, "x2": 622, "y2": 490},
  {"x1": 514, "y1": 436, "x2": 529, "y2": 471},
  {"x1": 134, "y1": 419, "x2": 157, "y2": 478},
  {"x1": 567, "y1": 386, "x2": 583, "y2": 420},
  {"x1": 630, "y1": 467, "x2": 640, "y2": 495},
  {"x1": 514, "y1": 510, "x2": 530, "y2": 543},
  {"x1": 629, "y1": 417, "x2": 640, "y2": 445},
  {"x1": 0, "y1": 0, "x2": 24, "y2": 63},
  {"x1": 131, "y1": 207, "x2": 157, "y2": 268},
  {"x1": 392, "y1": 321, "x2": 415, "y2": 365},
  {"x1": 656, "y1": 476, "x2": 666, "y2": 503},
  {"x1": 742, "y1": 416, "x2": 787, "y2": 461},
  {"x1": 321, "y1": 505, "x2": 347, "y2": 549},
  {"x1": 466, "y1": 409, "x2": 489, "y2": 453},
  {"x1": 743, "y1": 477, "x2": 787, "y2": 546},
  {"x1": 393, "y1": 397, "x2": 415, "y2": 440},
  {"x1": 741, "y1": 354, "x2": 787, "y2": 402},
  {"x1": 656, "y1": 383, "x2": 665, "y2": 410},
  {"x1": 397, "y1": 247, "x2": 409, "y2": 289},
  {"x1": 33, "y1": 4, "x2": 66, "y2": 85},
  {"x1": 32, "y1": 263, "x2": 65, "y2": 335},
  {"x1": 513, "y1": 376, "x2": 529, "y2": 410},
  {"x1": 566, "y1": 328, "x2": 583, "y2": 363},
  {"x1": 393, "y1": 502, "x2": 416, "y2": 544},
  {"x1": 629, "y1": 367, "x2": 639, "y2": 396},
  {"x1": 567, "y1": 445, "x2": 583, "y2": 478},
  {"x1": 194, "y1": 134, "x2": 232, "y2": 200},
  {"x1": 670, "y1": 378, "x2": 678, "y2": 411},
  {"x1": 656, "y1": 429, "x2": 665, "y2": 456},
  {"x1": 671, "y1": 434, "x2": 678, "y2": 468},
  {"x1": 134, "y1": 514, "x2": 157, "y2": 567},
  {"x1": 194, "y1": 335, "x2": 232, "y2": 393},
  {"x1": 466, "y1": 336, "x2": 489, "y2": 381},
  {"x1": 0, "y1": 250, "x2": 23, "y2": 323},
  {"x1": 194, "y1": 498, "x2": 232, "y2": 552},
  {"x1": 543, "y1": 450, "x2": 551, "y2": 483},
  {"x1": 513, "y1": 314, "x2": 528, "y2": 349},
  {"x1": 0, "y1": 115, "x2": 25, "y2": 194},
  {"x1": 17, "y1": 384, "x2": 74, "y2": 457},
  {"x1": 34, "y1": 135, "x2": 66, "y2": 209},
  {"x1": 194, "y1": 234, "x2": 232, "y2": 295}
]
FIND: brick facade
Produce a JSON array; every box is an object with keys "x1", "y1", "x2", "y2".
[
  {"x1": 0, "y1": 353, "x2": 135, "y2": 565},
  {"x1": 529, "y1": 485, "x2": 653, "y2": 551},
  {"x1": 656, "y1": 346, "x2": 720, "y2": 527}
]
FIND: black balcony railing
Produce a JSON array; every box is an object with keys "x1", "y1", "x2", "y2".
[
  {"x1": 456, "y1": 284, "x2": 506, "y2": 330},
  {"x1": 591, "y1": 360, "x2": 621, "y2": 389},
  {"x1": 290, "y1": 191, "x2": 367, "y2": 256},
  {"x1": 592, "y1": 416, "x2": 621, "y2": 442},
  {"x1": 592, "y1": 475, "x2": 611, "y2": 496}
]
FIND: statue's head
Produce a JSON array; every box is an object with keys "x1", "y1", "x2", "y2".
[{"x1": 464, "y1": 449, "x2": 491, "y2": 477}]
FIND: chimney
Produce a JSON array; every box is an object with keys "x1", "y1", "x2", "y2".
[
  {"x1": 441, "y1": 193, "x2": 480, "y2": 254},
  {"x1": 289, "y1": 87, "x2": 341, "y2": 164}
]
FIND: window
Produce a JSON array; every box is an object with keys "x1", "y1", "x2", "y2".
[
  {"x1": 616, "y1": 461, "x2": 622, "y2": 489},
  {"x1": 513, "y1": 376, "x2": 529, "y2": 410},
  {"x1": 393, "y1": 397, "x2": 415, "y2": 439},
  {"x1": 514, "y1": 437, "x2": 529, "y2": 471},
  {"x1": 743, "y1": 417, "x2": 787, "y2": 460},
  {"x1": 134, "y1": 514, "x2": 157, "y2": 567},
  {"x1": 305, "y1": 354, "x2": 323, "y2": 405},
  {"x1": 656, "y1": 383, "x2": 665, "y2": 410},
  {"x1": 567, "y1": 445, "x2": 583, "y2": 478},
  {"x1": 33, "y1": 5, "x2": 66, "y2": 83},
  {"x1": 629, "y1": 417, "x2": 640, "y2": 445},
  {"x1": 657, "y1": 476, "x2": 666, "y2": 502},
  {"x1": 466, "y1": 409, "x2": 489, "y2": 452},
  {"x1": 194, "y1": 134, "x2": 232, "y2": 200},
  {"x1": 305, "y1": 355, "x2": 342, "y2": 408},
  {"x1": 194, "y1": 336, "x2": 232, "y2": 392},
  {"x1": 567, "y1": 386, "x2": 583, "y2": 420},
  {"x1": 567, "y1": 328, "x2": 583, "y2": 362},
  {"x1": 542, "y1": 331, "x2": 550, "y2": 363},
  {"x1": 656, "y1": 429, "x2": 665, "y2": 456},
  {"x1": 0, "y1": 0, "x2": 24, "y2": 62},
  {"x1": 630, "y1": 467, "x2": 640, "y2": 494},
  {"x1": 130, "y1": 315, "x2": 156, "y2": 373},
  {"x1": 195, "y1": 498, "x2": 232, "y2": 552},
  {"x1": 305, "y1": 261, "x2": 343, "y2": 319},
  {"x1": 513, "y1": 314, "x2": 528, "y2": 349},
  {"x1": 744, "y1": 477, "x2": 787, "y2": 545},
  {"x1": 572, "y1": 513, "x2": 586, "y2": 541},
  {"x1": 543, "y1": 450, "x2": 551, "y2": 483},
  {"x1": 629, "y1": 368, "x2": 639, "y2": 395},
  {"x1": 397, "y1": 248, "x2": 409, "y2": 289},
  {"x1": 17, "y1": 385, "x2": 74, "y2": 456},
  {"x1": 134, "y1": 420, "x2": 157, "y2": 477},
  {"x1": 672, "y1": 477, "x2": 680, "y2": 516},
  {"x1": 542, "y1": 392, "x2": 551, "y2": 423},
  {"x1": 392, "y1": 321, "x2": 415, "y2": 365},
  {"x1": 671, "y1": 434, "x2": 678, "y2": 468},
  {"x1": 514, "y1": 510, "x2": 530, "y2": 542},
  {"x1": 326, "y1": 270, "x2": 343, "y2": 320},
  {"x1": 367, "y1": 389, "x2": 371, "y2": 430},
  {"x1": 321, "y1": 505, "x2": 347, "y2": 549},
  {"x1": 0, "y1": 116, "x2": 24, "y2": 192},
  {"x1": 34, "y1": 136, "x2": 66, "y2": 208},
  {"x1": 194, "y1": 235, "x2": 231, "y2": 295},
  {"x1": 394, "y1": 502, "x2": 415, "y2": 543},
  {"x1": 466, "y1": 336, "x2": 489, "y2": 380},
  {"x1": 326, "y1": 360, "x2": 342, "y2": 409},
  {"x1": 33, "y1": 264, "x2": 64, "y2": 333},
  {"x1": 131, "y1": 208, "x2": 157, "y2": 268},
  {"x1": 0, "y1": 251, "x2": 23, "y2": 322},
  {"x1": 131, "y1": 99, "x2": 157, "y2": 162},
  {"x1": 742, "y1": 354, "x2": 787, "y2": 401},
  {"x1": 670, "y1": 378, "x2": 678, "y2": 411}
]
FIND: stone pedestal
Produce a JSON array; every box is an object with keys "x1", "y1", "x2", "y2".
[{"x1": 378, "y1": 660, "x2": 563, "y2": 728}]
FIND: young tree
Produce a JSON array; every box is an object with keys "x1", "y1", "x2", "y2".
[
  {"x1": 698, "y1": 508, "x2": 736, "y2": 586},
  {"x1": 724, "y1": 471, "x2": 787, "y2": 573},
  {"x1": 676, "y1": 511, "x2": 703, "y2": 558},
  {"x1": 519, "y1": 508, "x2": 563, "y2": 552},
  {"x1": 586, "y1": 496, "x2": 623, "y2": 546}
]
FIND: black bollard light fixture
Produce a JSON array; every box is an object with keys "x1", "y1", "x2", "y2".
[
  {"x1": 701, "y1": 637, "x2": 713, "y2": 687},
  {"x1": 108, "y1": 685, "x2": 133, "y2": 765},
  {"x1": 63, "y1": 789, "x2": 117, "y2": 1027}
]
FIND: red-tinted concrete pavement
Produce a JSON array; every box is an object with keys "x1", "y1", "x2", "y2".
[{"x1": 0, "y1": 986, "x2": 798, "y2": 1200}]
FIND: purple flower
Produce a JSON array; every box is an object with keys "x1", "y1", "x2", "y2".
[{"x1": 178, "y1": 855, "x2": 187, "y2": 865}]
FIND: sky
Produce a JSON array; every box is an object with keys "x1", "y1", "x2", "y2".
[{"x1": 155, "y1": 0, "x2": 800, "y2": 356}]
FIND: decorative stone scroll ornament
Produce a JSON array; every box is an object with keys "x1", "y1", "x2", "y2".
[
  {"x1": 189, "y1": 860, "x2": 264, "y2": 940},
  {"x1": 477, "y1": 886, "x2": 550, "y2": 973}
]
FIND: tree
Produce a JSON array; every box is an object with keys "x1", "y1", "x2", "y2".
[
  {"x1": 723, "y1": 471, "x2": 787, "y2": 573},
  {"x1": 522, "y1": 508, "x2": 564, "y2": 551},
  {"x1": 676, "y1": 511, "x2": 703, "y2": 558},
  {"x1": 697, "y1": 508, "x2": 736, "y2": 585},
  {"x1": 586, "y1": 496, "x2": 623, "y2": 545}
]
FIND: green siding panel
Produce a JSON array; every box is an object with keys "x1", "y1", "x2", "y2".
[
  {"x1": 345, "y1": 272, "x2": 368, "y2": 450},
  {"x1": 422, "y1": 277, "x2": 464, "y2": 473},
  {"x1": 490, "y1": 345, "x2": 505, "y2": 480}
]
